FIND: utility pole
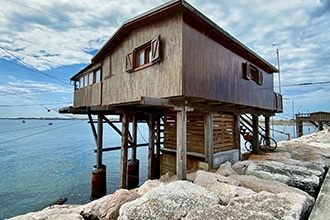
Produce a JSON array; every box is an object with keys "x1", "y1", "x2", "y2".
[{"x1": 277, "y1": 48, "x2": 282, "y2": 95}]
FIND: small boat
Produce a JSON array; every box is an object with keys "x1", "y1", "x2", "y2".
[
  {"x1": 22, "y1": 120, "x2": 25, "y2": 123},
  {"x1": 48, "y1": 122, "x2": 53, "y2": 125}
]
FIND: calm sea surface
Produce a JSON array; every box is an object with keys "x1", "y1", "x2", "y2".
[{"x1": 0, "y1": 119, "x2": 318, "y2": 219}]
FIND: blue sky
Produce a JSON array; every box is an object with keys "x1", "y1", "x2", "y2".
[{"x1": 0, "y1": 0, "x2": 329, "y2": 119}]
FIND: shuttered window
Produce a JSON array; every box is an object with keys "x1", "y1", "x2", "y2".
[
  {"x1": 125, "y1": 35, "x2": 161, "y2": 73},
  {"x1": 243, "y1": 62, "x2": 264, "y2": 85}
]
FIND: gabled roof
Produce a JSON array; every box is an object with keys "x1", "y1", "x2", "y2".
[{"x1": 83, "y1": 0, "x2": 277, "y2": 77}]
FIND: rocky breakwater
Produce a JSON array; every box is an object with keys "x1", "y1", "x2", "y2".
[{"x1": 8, "y1": 130, "x2": 330, "y2": 220}]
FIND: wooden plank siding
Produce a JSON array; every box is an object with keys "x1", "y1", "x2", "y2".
[
  {"x1": 164, "y1": 109, "x2": 206, "y2": 154},
  {"x1": 102, "y1": 14, "x2": 183, "y2": 106},
  {"x1": 212, "y1": 113, "x2": 235, "y2": 153},
  {"x1": 73, "y1": 82, "x2": 102, "y2": 107},
  {"x1": 163, "y1": 109, "x2": 235, "y2": 154},
  {"x1": 182, "y1": 13, "x2": 276, "y2": 111}
]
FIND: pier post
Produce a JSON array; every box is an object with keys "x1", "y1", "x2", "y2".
[
  {"x1": 127, "y1": 115, "x2": 139, "y2": 189},
  {"x1": 252, "y1": 115, "x2": 260, "y2": 154},
  {"x1": 264, "y1": 116, "x2": 270, "y2": 146},
  {"x1": 318, "y1": 121, "x2": 324, "y2": 131},
  {"x1": 153, "y1": 115, "x2": 161, "y2": 179},
  {"x1": 91, "y1": 114, "x2": 106, "y2": 200},
  {"x1": 296, "y1": 120, "x2": 303, "y2": 137},
  {"x1": 177, "y1": 106, "x2": 187, "y2": 180},
  {"x1": 120, "y1": 112, "x2": 129, "y2": 188},
  {"x1": 204, "y1": 112, "x2": 213, "y2": 168},
  {"x1": 148, "y1": 114, "x2": 155, "y2": 179}
]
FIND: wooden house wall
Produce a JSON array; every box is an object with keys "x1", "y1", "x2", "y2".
[
  {"x1": 102, "y1": 14, "x2": 183, "y2": 105},
  {"x1": 181, "y1": 14, "x2": 275, "y2": 110}
]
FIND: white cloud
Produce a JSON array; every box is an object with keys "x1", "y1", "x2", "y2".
[{"x1": 0, "y1": 0, "x2": 329, "y2": 117}]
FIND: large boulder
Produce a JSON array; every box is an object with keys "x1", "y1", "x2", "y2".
[
  {"x1": 184, "y1": 191, "x2": 311, "y2": 220},
  {"x1": 215, "y1": 161, "x2": 238, "y2": 176},
  {"x1": 137, "y1": 179, "x2": 163, "y2": 195},
  {"x1": 232, "y1": 159, "x2": 323, "y2": 196},
  {"x1": 277, "y1": 130, "x2": 330, "y2": 167},
  {"x1": 7, "y1": 205, "x2": 82, "y2": 220},
  {"x1": 99, "y1": 189, "x2": 141, "y2": 220},
  {"x1": 230, "y1": 175, "x2": 314, "y2": 205},
  {"x1": 118, "y1": 180, "x2": 219, "y2": 220},
  {"x1": 194, "y1": 170, "x2": 255, "y2": 205}
]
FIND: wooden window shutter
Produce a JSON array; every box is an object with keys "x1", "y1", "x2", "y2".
[
  {"x1": 257, "y1": 70, "x2": 264, "y2": 85},
  {"x1": 245, "y1": 62, "x2": 252, "y2": 80},
  {"x1": 125, "y1": 52, "x2": 134, "y2": 72},
  {"x1": 151, "y1": 35, "x2": 161, "y2": 63}
]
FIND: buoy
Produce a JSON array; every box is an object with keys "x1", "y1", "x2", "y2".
[
  {"x1": 127, "y1": 159, "x2": 139, "y2": 189},
  {"x1": 91, "y1": 164, "x2": 106, "y2": 200}
]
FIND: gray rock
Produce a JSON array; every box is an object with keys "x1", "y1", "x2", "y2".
[
  {"x1": 184, "y1": 191, "x2": 311, "y2": 220},
  {"x1": 7, "y1": 205, "x2": 82, "y2": 220},
  {"x1": 215, "y1": 161, "x2": 238, "y2": 176},
  {"x1": 137, "y1": 179, "x2": 163, "y2": 195},
  {"x1": 230, "y1": 175, "x2": 314, "y2": 206},
  {"x1": 118, "y1": 180, "x2": 219, "y2": 220},
  {"x1": 194, "y1": 170, "x2": 255, "y2": 205},
  {"x1": 232, "y1": 159, "x2": 323, "y2": 196},
  {"x1": 100, "y1": 189, "x2": 141, "y2": 220}
]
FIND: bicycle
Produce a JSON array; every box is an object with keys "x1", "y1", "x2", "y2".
[{"x1": 243, "y1": 133, "x2": 277, "y2": 152}]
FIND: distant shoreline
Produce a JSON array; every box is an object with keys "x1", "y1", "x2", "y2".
[{"x1": 0, "y1": 117, "x2": 83, "y2": 120}]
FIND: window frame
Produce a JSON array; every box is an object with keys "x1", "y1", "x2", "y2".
[
  {"x1": 125, "y1": 35, "x2": 161, "y2": 73},
  {"x1": 243, "y1": 62, "x2": 264, "y2": 85},
  {"x1": 75, "y1": 67, "x2": 102, "y2": 90}
]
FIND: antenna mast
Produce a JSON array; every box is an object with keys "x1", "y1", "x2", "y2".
[{"x1": 276, "y1": 48, "x2": 282, "y2": 94}]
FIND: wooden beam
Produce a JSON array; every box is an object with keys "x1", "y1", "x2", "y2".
[
  {"x1": 140, "y1": 96, "x2": 171, "y2": 107},
  {"x1": 264, "y1": 116, "x2": 270, "y2": 145},
  {"x1": 204, "y1": 112, "x2": 213, "y2": 168},
  {"x1": 88, "y1": 114, "x2": 97, "y2": 143},
  {"x1": 234, "y1": 114, "x2": 241, "y2": 160},
  {"x1": 103, "y1": 116, "x2": 133, "y2": 145},
  {"x1": 96, "y1": 114, "x2": 103, "y2": 169},
  {"x1": 148, "y1": 114, "x2": 155, "y2": 179},
  {"x1": 120, "y1": 112, "x2": 129, "y2": 188},
  {"x1": 176, "y1": 106, "x2": 187, "y2": 180},
  {"x1": 132, "y1": 115, "x2": 137, "y2": 161},
  {"x1": 252, "y1": 115, "x2": 260, "y2": 154}
]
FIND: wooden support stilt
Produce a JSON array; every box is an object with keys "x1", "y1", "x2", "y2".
[
  {"x1": 204, "y1": 112, "x2": 213, "y2": 168},
  {"x1": 132, "y1": 115, "x2": 137, "y2": 161},
  {"x1": 148, "y1": 114, "x2": 155, "y2": 179},
  {"x1": 153, "y1": 115, "x2": 161, "y2": 179},
  {"x1": 91, "y1": 114, "x2": 106, "y2": 200},
  {"x1": 88, "y1": 114, "x2": 97, "y2": 143},
  {"x1": 177, "y1": 106, "x2": 187, "y2": 180},
  {"x1": 252, "y1": 115, "x2": 260, "y2": 154},
  {"x1": 296, "y1": 121, "x2": 303, "y2": 137},
  {"x1": 234, "y1": 114, "x2": 241, "y2": 160},
  {"x1": 264, "y1": 116, "x2": 270, "y2": 146},
  {"x1": 96, "y1": 114, "x2": 103, "y2": 169},
  {"x1": 127, "y1": 114, "x2": 139, "y2": 189},
  {"x1": 120, "y1": 112, "x2": 129, "y2": 188},
  {"x1": 318, "y1": 121, "x2": 324, "y2": 131}
]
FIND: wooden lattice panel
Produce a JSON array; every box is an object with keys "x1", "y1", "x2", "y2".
[
  {"x1": 213, "y1": 113, "x2": 235, "y2": 153},
  {"x1": 163, "y1": 109, "x2": 205, "y2": 154},
  {"x1": 163, "y1": 110, "x2": 235, "y2": 154}
]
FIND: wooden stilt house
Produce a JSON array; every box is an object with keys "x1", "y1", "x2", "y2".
[{"x1": 60, "y1": 0, "x2": 283, "y2": 190}]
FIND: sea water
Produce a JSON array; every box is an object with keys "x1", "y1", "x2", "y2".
[
  {"x1": 0, "y1": 119, "x2": 149, "y2": 219},
  {"x1": 0, "y1": 119, "x2": 318, "y2": 219}
]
